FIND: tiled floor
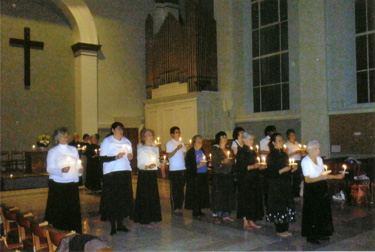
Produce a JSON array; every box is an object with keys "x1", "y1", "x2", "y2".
[{"x1": 1, "y1": 177, "x2": 375, "y2": 251}]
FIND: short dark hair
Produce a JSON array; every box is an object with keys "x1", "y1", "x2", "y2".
[
  {"x1": 83, "y1": 134, "x2": 89, "y2": 140},
  {"x1": 214, "y1": 131, "x2": 227, "y2": 145},
  {"x1": 268, "y1": 132, "x2": 282, "y2": 151},
  {"x1": 286, "y1": 129, "x2": 295, "y2": 138},
  {"x1": 140, "y1": 128, "x2": 154, "y2": 144},
  {"x1": 110, "y1": 122, "x2": 124, "y2": 134},
  {"x1": 264, "y1": 125, "x2": 276, "y2": 136},
  {"x1": 232, "y1": 127, "x2": 245, "y2": 140},
  {"x1": 170, "y1": 126, "x2": 180, "y2": 134}
]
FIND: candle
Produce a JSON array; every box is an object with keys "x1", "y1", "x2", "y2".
[
  {"x1": 303, "y1": 145, "x2": 306, "y2": 149},
  {"x1": 154, "y1": 140, "x2": 157, "y2": 144},
  {"x1": 189, "y1": 139, "x2": 192, "y2": 144},
  {"x1": 157, "y1": 137, "x2": 160, "y2": 142},
  {"x1": 292, "y1": 158, "x2": 295, "y2": 164},
  {"x1": 10, "y1": 174, "x2": 13, "y2": 178},
  {"x1": 179, "y1": 137, "x2": 182, "y2": 142},
  {"x1": 289, "y1": 158, "x2": 292, "y2": 165},
  {"x1": 250, "y1": 146, "x2": 253, "y2": 150},
  {"x1": 77, "y1": 159, "x2": 82, "y2": 166},
  {"x1": 262, "y1": 157, "x2": 266, "y2": 164},
  {"x1": 95, "y1": 149, "x2": 98, "y2": 154},
  {"x1": 32, "y1": 145, "x2": 36, "y2": 151},
  {"x1": 257, "y1": 157, "x2": 260, "y2": 163},
  {"x1": 256, "y1": 145, "x2": 259, "y2": 152},
  {"x1": 283, "y1": 144, "x2": 287, "y2": 150},
  {"x1": 298, "y1": 144, "x2": 302, "y2": 149},
  {"x1": 342, "y1": 164, "x2": 347, "y2": 172},
  {"x1": 324, "y1": 165, "x2": 328, "y2": 171},
  {"x1": 227, "y1": 151, "x2": 230, "y2": 159},
  {"x1": 77, "y1": 144, "x2": 80, "y2": 149},
  {"x1": 202, "y1": 155, "x2": 206, "y2": 161},
  {"x1": 163, "y1": 155, "x2": 166, "y2": 161},
  {"x1": 209, "y1": 153, "x2": 212, "y2": 161}
]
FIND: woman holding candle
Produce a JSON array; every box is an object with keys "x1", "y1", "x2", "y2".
[
  {"x1": 211, "y1": 131, "x2": 234, "y2": 224},
  {"x1": 285, "y1": 129, "x2": 305, "y2": 199},
  {"x1": 134, "y1": 128, "x2": 162, "y2": 226},
  {"x1": 99, "y1": 122, "x2": 134, "y2": 235},
  {"x1": 236, "y1": 132, "x2": 264, "y2": 230},
  {"x1": 301, "y1": 140, "x2": 345, "y2": 244},
  {"x1": 44, "y1": 127, "x2": 83, "y2": 233},
  {"x1": 185, "y1": 135, "x2": 210, "y2": 217},
  {"x1": 265, "y1": 133, "x2": 296, "y2": 238},
  {"x1": 85, "y1": 134, "x2": 102, "y2": 193}
]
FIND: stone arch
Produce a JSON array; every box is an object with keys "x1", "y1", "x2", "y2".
[{"x1": 51, "y1": 0, "x2": 100, "y2": 134}]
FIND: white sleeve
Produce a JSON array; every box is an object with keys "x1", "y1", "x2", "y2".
[
  {"x1": 99, "y1": 137, "x2": 110, "y2": 156},
  {"x1": 46, "y1": 149, "x2": 62, "y2": 176},
  {"x1": 166, "y1": 141, "x2": 173, "y2": 153},
  {"x1": 301, "y1": 158, "x2": 313, "y2": 177}
]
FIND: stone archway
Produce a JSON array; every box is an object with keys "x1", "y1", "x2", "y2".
[{"x1": 51, "y1": 0, "x2": 100, "y2": 135}]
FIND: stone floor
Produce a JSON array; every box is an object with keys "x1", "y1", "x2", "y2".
[{"x1": 1, "y1": 177, "x2": 375, "y2": 251}]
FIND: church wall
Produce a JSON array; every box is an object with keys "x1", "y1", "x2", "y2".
[
  {"x1": 0, "y1": 1, "x2": 75, "y2": 151},
  {"x1": 84, "y1": 0, "x2": 154, "y2": 129}
]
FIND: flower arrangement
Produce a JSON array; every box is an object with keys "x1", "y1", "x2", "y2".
[{"x1": 37, "y1": 134, "x2": 50, "y2": 147}]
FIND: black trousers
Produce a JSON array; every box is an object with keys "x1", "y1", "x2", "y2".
[
  {"x1": 275, "y1": 222, "x2": 289, "y2": 233},
  {"x1": 169, "y1": 170, "x2": 186, "y2": 210}
]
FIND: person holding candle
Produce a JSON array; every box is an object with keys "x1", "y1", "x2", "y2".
[
  {"x1": 211, "y1": 131, "x2": 234, "y2": 224},
  {"x1": 166, "y1": 126, "x2": 187, "y2": 214},
  {"x1": 259, "y1": 125, "x2": 276, "y2": 208},
  {"x1": 236, "y1": 132, "x2": 264, "y2": 230},
  {"x1": 285, "y1": 129, "x2": 305, "y2": 199},
  {"x1": 185, "y1": 135, "x2": 210, "y2": 217},
  {"x1": 134, "y1": 128, "x2": 162, "y2": 226},
  {"x1": 265, "y1": 133, "x2": 296, "y2": 238},
  {"x1": 99, "y1": 122, "x2": 134, "y2": 235},
  {"x1": 44, "y1": 127, "x2": 83, "y2": 233},
  {"x1": 85, "y1": 134, "x2": 102, "y2": 193},
  {"x1": 301, "y1": 140, "x2": 345, "y2": 244}
]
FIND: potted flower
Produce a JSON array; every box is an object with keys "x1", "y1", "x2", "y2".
[{"x1": 37, "y1": 134, "x2": 50, "y2": 150}]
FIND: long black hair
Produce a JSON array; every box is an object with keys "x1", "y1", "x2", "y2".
[{"x1": 268, "y1": 132, "x2": 282, "y2": 151}]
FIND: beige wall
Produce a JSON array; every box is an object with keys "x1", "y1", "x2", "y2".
[{"x1": 1, "y1": 1, "x2": 75, "y2": 150}]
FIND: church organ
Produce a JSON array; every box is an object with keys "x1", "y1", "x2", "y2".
[{"x1": 145, "y1": 0, "x2": 218, "y2": 99}]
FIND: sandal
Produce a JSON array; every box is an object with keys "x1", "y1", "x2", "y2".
[
  {"x1": 222, "y1": 216, "x2": 234, "y2": 222},
  {"x1": 277, "y1": 232, "x2": 289, "y2": 238}
]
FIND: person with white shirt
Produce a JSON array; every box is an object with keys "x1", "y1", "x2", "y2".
[
  {"x1": 166, "y1": 126, "x2": 187, "y2": 213},
  {"x1": 134, "y1": 128, "x2": 162, "y2": 226},
  {"x1": 44, "y1": 127, "x2": 83, "y2": 233},
  {"x1": 99, "y1": 122, "x2": 134, "y2": 235},
  {"x1": 285, "y1": 129, "x2": 305, "y2": 199},
  {"x1": 301, "y1": 140, "x2": 345, "y2": 244},
  {"x1": 259, "y1": 125, "x2": 276, "y2": 207}
]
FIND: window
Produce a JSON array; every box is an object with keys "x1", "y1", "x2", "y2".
[
  {"x1": 252, "y1": 0, "x2": 289, "y2": 112},
  {"x1": 355, "y1": 0, "x2": 375, "y2": 103}
]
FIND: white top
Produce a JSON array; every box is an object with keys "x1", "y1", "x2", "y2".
[
  {"x1": 100, "y1": 135, "x2": 133, "y2": 174},
  {"x1": 137, "y1": 145, "x2": 160, "y2": 170},
  {"x1": 166, "y1": 138, "x2": 186, "y2": 171},
  {"x1": 47, "y1": 144, "x2": 83, "y2": 183},
  {"x1": 301, "y1": 155, "x2": 324, "y2": 178},
  {"x1": 259, "y1": 135, "x2": 270, "y2": 159},
  {"x1": 285, "y1": 140, "x2": 301, "y2": 161},
  {"x1": 231, "y1": 140, "x2": 241, "y2": 150}
]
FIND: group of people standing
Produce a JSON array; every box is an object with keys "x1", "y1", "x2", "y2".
[{"x1": 44, "y1": 122, "x2": 345, "y2": 244}]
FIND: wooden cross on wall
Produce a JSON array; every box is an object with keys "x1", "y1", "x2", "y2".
[{"x1": 9, "y1": 27, "x2": 44, "y2": 90}]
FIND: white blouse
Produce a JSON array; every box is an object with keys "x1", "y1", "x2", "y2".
[
  {"x1": 259, "y1": 135, "x2": 270, "y2": 159},
  {"x1": 301, "y1": 155, "x2": 324, "y2": 178},
  {"x1": 100, "y1": 135, "x2": 133, "y2": 174},
  {"x1": 47, "y1": 144, "x2": 83, "y2": 183},
  {"x1": 285, "y1": 140, "x2": 302, "y2": 161},
  {"x1": 166, "y1": 138, "x2": 186, "y2": 171},
  {"x1": 137, "y1": 145, "x2": 160, "y2": 170}
]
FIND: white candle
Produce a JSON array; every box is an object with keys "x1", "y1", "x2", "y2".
[
  {"x1": 292, "y1": 158, "x2": 295, "y2": 164},
  {"x1": 303, "y1": 145, "x2": 307, "y2": 149},
  {"x1": 209, "y1": 153, "x2": 212, "y2": 160},
  {"x1": 256, "y1": 145, "x2": 259, "y2": 152},
  {"x1": 298, "y1": 144, "x2": 302, "y2": 149},
  {"x1": 163, "y1": 155, "x2": 166, "y2": 161},
  {"x1": 157, "y1": 137, "x2": 160, "y2": 142},
  {"x1": 227, "y1": 151, "x2": 230, "y2": 159},
  {"x1": 77, "y1": 159, "x2": 82, "y2": 166},
  {"x1": 257, "y1": 157, "x2": 260, "y2": 163},
  {"x1": 189, "y1": 139, "x2": 192, "y2": 144},
  {"x1": 283, "y1": 144, "x2": 287, "y2": 150},
  {"x1": 179, "y1": 137, "x2": 182, "y2": 142},
  {"x1": 262, "y1": 157, "x2": 266, "y2": 163},
  {"x1": 324, "y1": 165, "x2": 328, "y2": 171},
  {"x1": 343, "y1": 164, "x2": 347, "y2": 172},
  {"x1": 250, "y1": 146, "x2": 253, "y2": 150},
  {"x1": 289, "y1": 158, "x2": 292, "y2": 165},
  {"x1": 32, "y1": 145, "x2": 36, "y2": 151},
  {"x1": 154, "y1": 140, "x2": 157, "y2": 144},
  {"x1": 202, "y1": 155, "x2": 206, "y2": 161},
  {"x1": 95, "y1": 149, "x2": 98, "y2": 154},
  {"x1": 77, "y1": 144, "x2": 80, "y2": 149}
]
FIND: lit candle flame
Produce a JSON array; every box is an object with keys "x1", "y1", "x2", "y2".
[
  {"x1": 342, "y1": 164, "x2": 347, "y2": 172},
  {"x1": 32, "y1": 145, "x2": 36, "y2": 150},
  {"x1": 163, "y1": 155, "x2": 166, "y2": 161},
  {"x1": 262, "y1": 157, "x2": 265, "y2": 163},
  {"x1": 77, "y1": 159, "x2": 82, "y2": 166},
  {"x1": 257, "y1": 157, "x2": 260, "y2": 163},
  {"x1": 289, "y1": 158, "x2": 292, "y2": 165},
  {"x1": 324, "y1": 165, "x2": 328, "y2": 171},
  {"x1": 283, "y1": 144, "x2": 287, "y2": 149},
  {"x1": 209, "y1": 153, "x2": 212, "y2": 160},
  {"x1": 250, "y1": 146, "x2": 253, "y2": 150},
  {"x1": 179, "y1": 137, "x2": 182, "y2": 142},
  {"x1": 303, "y1": 145, "x2": 307, "y2": 149},
  {"x1": 157, "y1": 137, "x2": 160, "y2": 142},
  {"x1": 256, "y1": 145, "x2": 259, "y2": 152},
  {"x1": 227, "y1": 151, "x2": 230, "y2": 159},
  {"x1": 299, "y1": 144, "x2": 302, "y2": 149},
  {"x1": 189, "y1": 139, "x2": 192, "y2": 144},
  {"x1": 203, "y1": 155, "x2": 206, "y2": 161}
]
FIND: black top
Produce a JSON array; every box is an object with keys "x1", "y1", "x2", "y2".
[
  {"x1": 211, "y1": 145, "x2": 233, "y2": 174},
  {"x1": 185, "y1": 147, "x2": 206, "y2": 177}
]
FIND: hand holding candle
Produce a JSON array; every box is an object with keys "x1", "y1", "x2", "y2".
[
  {"x1": 340, "y1": 164, "x2": 349, "y2": 174},
  {"x1": 32, "y1": 145, "x2": 36, "y2": 151}
]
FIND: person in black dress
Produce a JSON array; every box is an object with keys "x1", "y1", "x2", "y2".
[
  {"x1": 185, "y1": 135, "x2": 210, "y2": 217},
  {"x1": 134, "y1": 128, "x2": 162, "y2": 226},
  {"x1": 236, "y1": 132, "x2": 265, "y2": 230},
  {"x1": 301, "y1": 140, "x2": 345, "y2": 244},
  {"x1": 265, "y1": 133, "x2": 297, "y2": 238},
  {"x1": 211, "y1": 131, "x2": 234, "y2": 224},
  {"x1": 85, "y1": 134, "x2": 102, "y2": 193}
]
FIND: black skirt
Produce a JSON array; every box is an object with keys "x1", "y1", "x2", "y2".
[
  {"x1": 133, "y1": 170, "x2": 162, "y2": 224},
  {"x1": 100, "y1": 171, "x2": 134, "y2": 221},
  {"x1": 301, "y1": 180, "x2": 334, "y2": 237},
  {"x1": 236, "y1": 171, "x2": 264, "y2": 221},
  {"x1": 211, "y1": 173, "x2": 233, "y2": 214},
  {"x1": 185, "y1": 172, "x2": 210, "y2": 211},
  {"x1": 44, "y1": 180, "x2": 82, "y2": 233}
]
